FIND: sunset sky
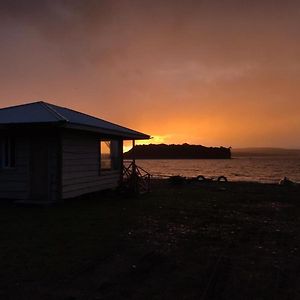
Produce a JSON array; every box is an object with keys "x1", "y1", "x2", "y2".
[{"x1": 0, "y1": 0, "x2": 299, "y2": 148}]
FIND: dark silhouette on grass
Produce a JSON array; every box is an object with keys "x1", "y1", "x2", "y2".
[{"x1": 124, "y1": 143, "x2": 231, "y2": 159}]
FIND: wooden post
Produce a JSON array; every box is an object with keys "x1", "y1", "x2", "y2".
[
  {"x1": 132, "y1": 139, "x2": 138, "y2": 194},
  {"x1": 132, "y1": 139, "x2": 136, "y2": 164},
  {"x1": 119, "y1": 139, "x2": 124, "y2": 186}
]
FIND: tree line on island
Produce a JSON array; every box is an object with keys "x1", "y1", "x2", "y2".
[{"x1": 124, "y1": 143, "x2": 231, "y2": 159}]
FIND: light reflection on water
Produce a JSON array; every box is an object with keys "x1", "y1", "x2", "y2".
[{"x1": 130, "y1": 156, "x2": 300, "y2": 183}]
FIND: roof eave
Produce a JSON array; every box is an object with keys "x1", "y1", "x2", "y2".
[
  {"x1": 122, "y1": 134, "x2": 150, "y2": 140},
  {"x1": 65, "y1": 123, "x2": 150, "y2": 140},
  {"x1": 0, "y1": 120, "x2": 66, "y2": 129}
]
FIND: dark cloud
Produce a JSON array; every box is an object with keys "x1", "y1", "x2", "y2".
[
  {"x1": 1, "y1": 0, "x2": 299, "y2": 63},
  {"x1": 1, "y1": 0, "x2": 299, "y2": 73}
]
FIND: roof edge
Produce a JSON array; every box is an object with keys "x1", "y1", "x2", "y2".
[
  {"x1": 0, "y1": 100, "x2": 44, "y2": 111},
  {"x1": 44, "y1": 101, "x2": 147, "y2": 137},
  {"x1": 65, "y1": 123, "x2": 150, "y2": 140},
  {"x1": 41, "y1": 102, "x2": 69, "y2": 122}
]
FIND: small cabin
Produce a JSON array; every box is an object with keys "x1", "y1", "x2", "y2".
[{"x1": 0, "y1": 101, "x2": 150, "y2": 202}]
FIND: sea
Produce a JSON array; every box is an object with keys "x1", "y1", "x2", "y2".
[{"x1": 131, "y1": 155, "x2": 300, "y2": 184}]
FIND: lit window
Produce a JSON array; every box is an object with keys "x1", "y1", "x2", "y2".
[
  {"x1": 100, "y1": 141, "x2": 112, "y2": 170},
  {"x1": 1, "y1": 137, "x2": 16, "y2": 168},
  {"x1": 100, "y1": 140, "x2": 120, "y2": 172}
]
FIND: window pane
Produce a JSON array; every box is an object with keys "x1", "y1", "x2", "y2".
[{"x1": 100, "y1": 141, "x2": 111, "y2": 170}]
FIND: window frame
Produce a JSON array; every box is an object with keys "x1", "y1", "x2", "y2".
[
  {"x1": 99, "y1": 139, "x2": 120, "y2": 174},
  {"x1": 1, "y1": 137, "x2": 16, "y2": 169}
]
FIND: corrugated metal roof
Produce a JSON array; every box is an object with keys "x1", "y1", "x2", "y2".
[{"x1": 0, "y1": 101, "x2": 150, "y2": 140}]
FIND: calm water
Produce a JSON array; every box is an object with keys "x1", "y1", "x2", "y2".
[{"x1": 132, "y1": 156, "x2": 300, "y2": 183}]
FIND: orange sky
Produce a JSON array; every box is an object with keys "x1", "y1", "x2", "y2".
[{"x1": 0, "y1": 0, "x2": 300, "y2": 148}]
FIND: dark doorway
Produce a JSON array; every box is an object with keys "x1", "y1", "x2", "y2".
[{"x1": 30, "y1": 139, "x2": 49, "y2": 200}]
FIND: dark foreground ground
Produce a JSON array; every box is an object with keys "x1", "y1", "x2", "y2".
[{"x1": 0, "y1": 180, "x2": 300, "y2": 300}]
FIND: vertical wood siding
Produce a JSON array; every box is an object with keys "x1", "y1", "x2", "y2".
[{"x1": 61, "y1": 131, "x2": 121, "y2": 199}]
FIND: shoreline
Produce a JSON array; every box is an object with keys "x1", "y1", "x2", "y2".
[
  {"x1": 126, "y1": 156, "x2": 300, "y2": 184},
  {"x1": 1, "y1": 179, "x2": 299, "y2": 204},
  {"x1": 150, "y1": 176, "x2": 300, "y2": 185}
]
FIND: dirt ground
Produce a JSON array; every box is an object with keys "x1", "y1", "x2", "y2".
[{"x1": 0, "y1": 180, "x2": 300, "y2": 299}]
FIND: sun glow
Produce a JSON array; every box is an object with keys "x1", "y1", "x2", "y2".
[{"x1": 123, "y1": 135, "x2": 170, "y2": 153}]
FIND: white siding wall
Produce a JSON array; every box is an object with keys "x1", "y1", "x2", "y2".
[
  {"x1": 0, "y1": 136, "x2": 30, "y2": 199},
  {"x1": 61, "y1": 131, "x2": 121, "y2": 199}
]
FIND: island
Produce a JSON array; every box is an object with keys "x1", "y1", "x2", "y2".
[{"x1": 124, "y1": 143, "x2": 231, "y2": 159}]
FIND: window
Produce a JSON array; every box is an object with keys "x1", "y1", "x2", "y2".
[
  {"x1": 99, "y1": 140, "x2": 120, "y2": 172},
  {"x1": 100, "y1": 141, "x2": 112, "y2": 170},
  {"x1": 1, "y1": 137, "x2": 16, "y2": 169}
]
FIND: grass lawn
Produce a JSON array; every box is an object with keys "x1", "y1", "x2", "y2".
[{"x1": 0, "y1": 180, "x2": 300, "y2": 299}]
